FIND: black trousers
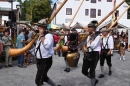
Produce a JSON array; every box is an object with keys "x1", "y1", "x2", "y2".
[
  {"x1": 100, "y1": 54, "x2": 112, "y2": 67},
  {"x1": 82, "y1": 51, "x2": 99, "y2": 78},
  {"x1": 35, "y1": 57, "x2": 52, "y2": 86}
]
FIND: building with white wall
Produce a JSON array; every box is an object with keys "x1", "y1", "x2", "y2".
[
  {"x1": 51, "y1": 0, "x2": 130, "y2": 27},
  {"x1": 51, "y1": 0, "x2": 130, "y2": 50},
  {"x1": 0, "y1": 0, "x2": 20, "y2": 25}
]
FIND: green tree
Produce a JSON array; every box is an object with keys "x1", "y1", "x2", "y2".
[
  {"x1": 32, "y1": 0, "x2": 52, "y2": 23},
  {"x1": 126, "y1": 0, "x2": 130, "y2": 5}
]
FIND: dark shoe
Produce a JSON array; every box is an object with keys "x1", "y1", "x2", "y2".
[
  {"x1": 64, "y1": 68, "x2": 68, "y2": 71},
  {"x1": 0, "y1": 66, "x2": 2, "y2": 69},
  {"x1": 108, "y1": 71, "x2": 112, "y2": 75},
  {"x1": 9, "y1": 65, "x2": 13, "y2": 67},
  {"x1": 57, "y1": 85, "x2": 61, "y2": 86},
  {"x1": 21, "y1": 65, "x2": 27, "y2": 68},
  {"x1": 66, "y1": 68, "x2": 70, "y2": 72},
  {"x1": 98, "y1": 74, "x2": 104, "y2": 78},
  {"x1": 95, "y1": 79, "x2": 98, "y2": 86},
  {"x1": 5, "y1": 65, "x2": 9, "y2": 68},
  {"x1": 18, "y1": 65, "x2": 22, "y2": 67}
]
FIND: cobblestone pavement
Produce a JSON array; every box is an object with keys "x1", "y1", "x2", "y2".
[{"x1": 0, "y1": 51, "x2": 130, "y2": 86}]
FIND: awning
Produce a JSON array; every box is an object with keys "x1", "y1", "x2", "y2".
[{"x1": 48, "y1": 24, "x2": 59, "y2": 29}]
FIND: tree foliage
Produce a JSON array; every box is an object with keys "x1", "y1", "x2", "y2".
[
  {"x1": 126, "y1": 0, "x2": 130, "y2": 5},
  {"x1": 32, "y1": 0, "x2": 52, "y2": 23},
  {"x1": 17, "y1": 0, "x2": 52, "y2": 22}
]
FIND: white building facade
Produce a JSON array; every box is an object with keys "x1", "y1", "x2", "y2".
[
  {"x1": 51, "y1": 0, "x2": 130, "y2": 27},
  {"x1": 0, "y1": 0, "x2": 20, "y2": 25},
  {"x1": 51, "y1": 0, "x2": 130, "y2": 50}
]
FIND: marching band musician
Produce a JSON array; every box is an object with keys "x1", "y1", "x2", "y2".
[
  {"x1": 28, "y1": 19, "x2": 60, "y2": 86},
  {"x1": 82, "y1": 20, "x2": 101, "y2": 86},
  {"x1": 62, "y1": 30, "x2": 70, "y2": 72},
  {"x1": 98, "y1": 27, "x2": 114, "y2": 78}
]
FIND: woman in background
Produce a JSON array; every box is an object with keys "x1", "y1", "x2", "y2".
[{"x1": 119, "y1": 37, "x2": 126, "y2": 60}]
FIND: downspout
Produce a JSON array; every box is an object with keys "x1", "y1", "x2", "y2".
[{"x1": 55, "y1": 4, "x2": 57, "y2": 24}]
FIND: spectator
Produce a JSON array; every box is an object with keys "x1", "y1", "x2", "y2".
[
  {"x1": 2, "y1": 30, "x2": 13, "y2": 68},
  {"x1": 119, "y1": 37, "x2": 126, "y2": 60},
  {"x1": 53, "y1": 31, "x2": 60, "y2": 57},
  {"x1": 17, "y1": 29, "x2": 27, "y2": 68}
]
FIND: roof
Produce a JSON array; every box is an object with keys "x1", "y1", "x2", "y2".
[
  {"x1": 96, "y1": 20, "x2": 130, "y2": 31},
  {"x1": 71, "y1": 22, "x2": 83, "y2": 29}
]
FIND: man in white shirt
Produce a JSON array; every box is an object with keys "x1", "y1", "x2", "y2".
[
  {"x1": 29, "y1": 19, "x2": 60, "y2": 86},
  {"x1": 82, "y1": 20, "x2": 101, "y2": 86},
  {"x1": 98, "y1": 27, "x2": 114, "y2": 78}
]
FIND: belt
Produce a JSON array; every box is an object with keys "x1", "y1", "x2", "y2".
[{"x1": 36, "y1": 56, "x2": 52, "y2": 60}]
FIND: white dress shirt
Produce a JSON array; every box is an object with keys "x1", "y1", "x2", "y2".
[
  {"x1": 86, "y1": 35, "x2": 101, "y2": 52},
  {"x1": 29, "y1": 33, "x2": 54, "y2": 59},
  {"x1": 102, "y1": 34, "x2": 114, "y2": 49},
  {"x1": 64, "y1": 36, "x2": 68, "y2": 45}
]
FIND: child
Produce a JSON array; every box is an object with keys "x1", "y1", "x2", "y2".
[{"x1": 119, "y1": 37, "x2": 126, "y2": 60}]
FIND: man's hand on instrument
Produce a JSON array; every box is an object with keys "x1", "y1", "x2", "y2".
[{"x1": 107, "y1": 51, "x2": 111, "y2": 56}]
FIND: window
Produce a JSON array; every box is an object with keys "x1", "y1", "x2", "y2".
[
  {"x1": 127, "y1": 8, "x2": 130, "y2": 19},
  {"x1": 65, "y1": 19, "x2": 71, "y2": 23},
  {"x1": 91, "y1": 0, "x2": 96, "y2": 3},
  {"x1": 116, "y1": 10, "x2": 119, "y2": 17},
  {"x1": 98, "y1": 9, "x2": 101, "y2": 16},
  {"x1": 66, "y1": 8, "x2": 72, "y2": 15},
  {"x1": 85, "y1": 9, "x2": 89, "y2": 16},
  {"x1": 107, "y1": 0, "x2": 112, "y2": 2},
  {"x1": 90, "y1": 9, "x2": 96, "y2": 18}
]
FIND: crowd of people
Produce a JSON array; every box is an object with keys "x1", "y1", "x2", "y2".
[
  {"x1": 0, "y1": 27, "x2": 35, "y2": 69},
  {"x1": 0, "y1": 18, "x2": 129, "y2": 86}
]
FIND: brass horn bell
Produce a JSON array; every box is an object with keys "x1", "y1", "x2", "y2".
[{"x1": 66, "y1": 51, "x2": 80, "y2": 67}]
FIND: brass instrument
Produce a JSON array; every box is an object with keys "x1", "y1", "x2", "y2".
[
  {"x1": 66, "y1": 51, "x2": 80, "y2": 67},
  {"x1": 9, "y1": 34, "x2": 38, "y2": 57},
  {"x1": 60, "y1": 46, "x2": 68, "y2": 52},
  {"x1": 54, "y1": 36, "x2": 64, "y2": 52}
]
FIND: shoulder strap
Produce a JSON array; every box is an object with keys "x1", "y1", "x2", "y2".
[
  {"x1": 35, "y1": 41, "x2": 42, "y2": 59},
  {"x1": 102, "y1": 36, "x2": 110, "y2": 49}
]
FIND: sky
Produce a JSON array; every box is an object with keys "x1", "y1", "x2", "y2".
[{"x1": 52, "y1": 0, "x2": 57, "y2": 4}]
